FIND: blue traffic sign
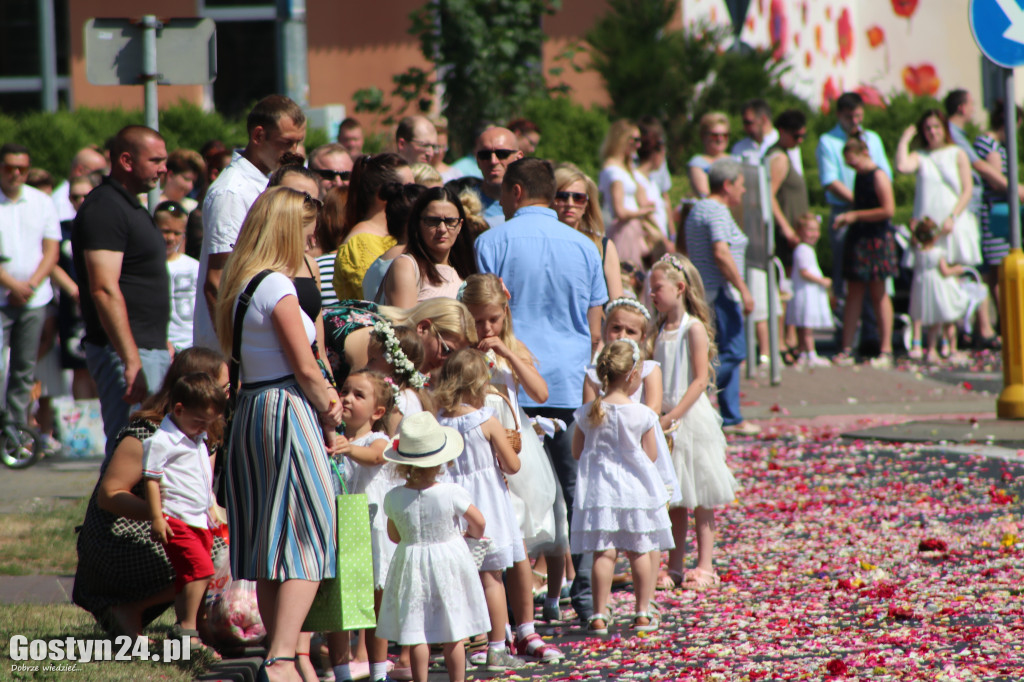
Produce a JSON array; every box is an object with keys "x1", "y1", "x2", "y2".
[{"x1": 971, "y1": 0, "x2": 1024, "y2": 68}]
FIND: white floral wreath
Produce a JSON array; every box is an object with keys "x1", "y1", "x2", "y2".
[
  {"x1": 372, "y1": 319, "x2": 427, "y2": 389},
  {"x1": 614, "y1": 337, "x2": 641, "y2": 371},
  {"x1": 605, "y1": 297, "x2": 651, "y2": 321}
]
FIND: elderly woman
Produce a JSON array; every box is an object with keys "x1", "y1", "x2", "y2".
[
  {"x1": 683, "y1": 158, "x2": 759, "y2": 436},
  {"x1": 73, "y1": 347, "x2": 228, "y2": 638},
  {"x1": 554, "y1": 163, "x2": 624, "y2": 300},
  {"x1": 688, "y1": 112, "x2": 732, "y2": 199}
]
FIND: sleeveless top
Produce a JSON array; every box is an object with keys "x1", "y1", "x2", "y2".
[
  {"x1": 851, "y1": 169, "x2": 891, "y2": 238},
  {"x1": 294, "y1": 257, "x2": 322, "y2": 321},
  {"x1": 766, "y1": 142, "x2": 809, "y2": 266}
]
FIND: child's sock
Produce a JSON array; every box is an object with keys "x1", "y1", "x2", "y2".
[
  {"x1": 333, "y1": 663, "x2": 351, "y2": 681},
  {"x1": 544, "y1": 596, "x2": 559, "y2": 610},
  {"x1": 516, "y1": 622, "x2": 535, "y2": 641},
  {"x1": 488, "y1": 640, "x2": 505, "y2": 651},
  {"x1": 504, "y1": 623, "x2": 514, "y2": 644},
  {"x1": 370, "y1": 662, "x2": 388, "y2": 681}
]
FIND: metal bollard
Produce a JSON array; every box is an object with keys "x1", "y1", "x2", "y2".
[{"x1": 997, "y1": 248, "x2": 1024, "y2": 418}]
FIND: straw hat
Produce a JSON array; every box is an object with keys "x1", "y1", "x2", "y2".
[{"x1": 383, "y1": 412, "x2": 464, "y2": 467}]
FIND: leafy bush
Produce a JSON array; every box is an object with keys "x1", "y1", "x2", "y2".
[{"x1": 522, "y1": 95, "x2": 609, "y2": 179}]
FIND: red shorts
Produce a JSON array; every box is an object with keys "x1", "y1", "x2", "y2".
[{"x1": 164, "y1": 516, "x2": 214, "y2": 590}]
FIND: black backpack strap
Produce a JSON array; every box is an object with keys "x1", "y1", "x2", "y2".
[{"x1": 230, "y1": 269, "x2": 274, "y2": 391}]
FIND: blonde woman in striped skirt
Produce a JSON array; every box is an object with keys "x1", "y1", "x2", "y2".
[{"x1": 215, "y1": 187, "x2": 344, "y2": 682}]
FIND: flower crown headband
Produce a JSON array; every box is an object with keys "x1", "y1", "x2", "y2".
[
  {"x1": 605, "y1": 297, "x2": 650, "y2": 321},
  {"x1": 372, "y1": 319, "x2": 427, "y2": 389},
  {"x1": 614, "y1": 337, "x2": 641, "y2": 371},
  {"x1": 658, "y1": 253, "x2": 689, "y2": 281}
]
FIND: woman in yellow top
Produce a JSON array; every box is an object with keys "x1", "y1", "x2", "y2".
[{"x1": 333, "y1": 153, "x2": 414, "y2": 300}]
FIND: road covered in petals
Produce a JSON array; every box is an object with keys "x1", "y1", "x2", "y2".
[{"x1": 480, "y1": 424, "x2": 1024, "y2": 681}]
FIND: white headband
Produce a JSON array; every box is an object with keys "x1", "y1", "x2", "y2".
[{"x1": 605, "y1": 297, "x2": 651, "y2": 320}]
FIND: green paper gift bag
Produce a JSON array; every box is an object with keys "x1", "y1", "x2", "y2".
[{"x1": 303, "y1": 464, "x2": 377, "y2": 632}]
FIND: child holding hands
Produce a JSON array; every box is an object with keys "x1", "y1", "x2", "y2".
[
  {"x1": 909, "y1": 218, "x2": 970, "y2": 364},
  {"x1": 142, "y1": 373, "x2": 227, "y2": 655}
]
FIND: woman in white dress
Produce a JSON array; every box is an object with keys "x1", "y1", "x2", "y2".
[{"x1": 598, "y1": 120, "x2": 656, "y2": 268}]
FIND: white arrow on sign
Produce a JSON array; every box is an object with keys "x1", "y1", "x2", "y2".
[{"x1": 996, "y1": 0, "x2": 1024, "y2": 44}]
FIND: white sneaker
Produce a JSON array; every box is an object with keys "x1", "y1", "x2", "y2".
[{"x1": 485, "y1": 647, "x2": 527, "y2": 672}]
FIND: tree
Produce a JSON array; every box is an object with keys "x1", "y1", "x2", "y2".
[{"x1": 355, "y1": 0, "x2": 561, "y2": 156}]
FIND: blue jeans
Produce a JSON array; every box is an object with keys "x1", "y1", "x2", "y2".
[
  {"x1": 523, "y1": 405, "x2": 593, "y2": 621},
  {"x1": 85, "y1": 342, "x2": 170, "y2": 459},
  {"x1": 713, "y1": 288, "x2": 746, "y2": 426}
]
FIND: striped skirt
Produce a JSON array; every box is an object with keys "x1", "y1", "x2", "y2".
[{"x1": 226, "y1": 379, "x2": 337, "y2": 582}]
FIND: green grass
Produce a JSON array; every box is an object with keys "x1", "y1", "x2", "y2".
[
  {"x1": 0, "y1": 498, "x2": 87, "y2": 576},
  {"x1": 0, "y1": 605, "x2": 210, "y2": 681}
]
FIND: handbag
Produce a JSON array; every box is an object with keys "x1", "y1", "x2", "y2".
[
  {"x1": 212, "y1": 269, "x2": 274, "y2": 506},
  {"x1": 303, "y1": 460, "x2": 377, "y2": 632}
]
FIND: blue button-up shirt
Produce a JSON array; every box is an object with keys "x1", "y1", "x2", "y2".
[{"x1": 816, "y1": 124, "x2": 892, "y2": 208}]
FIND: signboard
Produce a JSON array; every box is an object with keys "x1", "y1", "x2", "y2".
[
  {"x1": 85, "y1": 18, "x2": 216, "y2": 86},
  {"x1": 969, "y1": 0, "x2": 1024, "y2": 68}
]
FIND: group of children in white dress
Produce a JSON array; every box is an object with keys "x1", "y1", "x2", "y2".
[{"x1": 143, "y1": 263, "x2": 743, "y2": 682}]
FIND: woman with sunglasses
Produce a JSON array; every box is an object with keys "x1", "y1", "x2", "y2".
[
  {"x1": 688, "y1": 112, "x2": 732, "y2": 198},
  {"x1": 332, "y1": 153, "x2": 415, "y2": 301},
  {"x1": 553, "y1": 163, "x2": 624, "y2": 299},
  {"x1": 598, "y1": 120, "x2": 656, "y2": 269},
  {"x1": 382, "y1": 186, "x2": 479, "y2": 308}
]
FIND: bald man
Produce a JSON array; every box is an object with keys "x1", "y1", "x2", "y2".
[
  {"x1": 72, "y1": 125, "x2": 171, "y2": 456},
  {"x1": 395, "y1": 115, "x2": 439, "y2": 166},
  {"x1": 475, "y1": 126, "x2": 523, "y2": 227},
  {"x1": 53, "y1": 146, "x2": 108, "y2": 221}
]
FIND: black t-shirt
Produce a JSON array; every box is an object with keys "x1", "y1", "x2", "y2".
[{"x1": 72, "y1": 176, "x2": 170, "y2": 350}]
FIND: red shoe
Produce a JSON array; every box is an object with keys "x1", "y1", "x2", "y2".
[{"x1": 514, "y1": 632, "x2": 564, "y2": 661}]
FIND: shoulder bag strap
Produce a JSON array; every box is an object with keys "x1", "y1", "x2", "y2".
[{"x1": 230, "y1": 269, "x2": 275, "y2": 393}]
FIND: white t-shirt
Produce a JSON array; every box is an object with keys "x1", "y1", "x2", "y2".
[
  {"x1": 635, "y1": 170, "x2": 668, "y2": 237},
  {"x1": 0, "y1": 185, "x2": 61, "y2": 308},
  {"x1": 141, "y1": 414, "x2": 212, "y2": 528},
  {"x1": 598, "y1": 164, "x2": 639, "y2": 225},
  {"x1": 167, "y1": 255, "x2": 200, "y2": 350},
  {"x1": 52, "y1": 180, "x2": 76, "y2": 222},
  {"x1": 193, "y1": 150, "x2": 268, "y2": 350},
  {"x1": 237, "y1": 272, "x2": 315, "y2": 383}
]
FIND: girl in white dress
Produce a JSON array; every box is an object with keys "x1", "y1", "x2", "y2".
[
  {"x1": 434, "y1": 349, "x2": 528, "y2": 672},
  {"x1": 460, "y1": 275, "x2": 567, "y2": 662},
  {"x1": 784, "y1": 214, "x2": 834, "y2": 367},
  {"x1": 329, "y1": 369, "x2": 399, "y2": 682},
  {"x1": 649, "y1": 254, "x2": 739, "y2": 590},
  {"x1": 573, "y1": 339, "x2": 674, "y2": 636},
  {"x1": 376, "y1": 412, "x2": 489, "y2": 682},
  {"x1": 909, "y1": 218, "x2": 971, "y2": 365},
  {"x1": 583, "y1": 297, "x2": 681, "y2": 591},
  {"x1": 364, "y1": 319, "x2": 433, "y2": 430}
]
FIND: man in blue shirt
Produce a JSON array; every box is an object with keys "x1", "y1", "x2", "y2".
[
  {"x1": 476, "y1": 157, "x2": 607, "y2": 624},
  {"x1": 816, "y1": 91, "x2": 892, "y2": 353}
]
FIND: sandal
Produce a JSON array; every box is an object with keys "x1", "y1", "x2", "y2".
[
  {"x1": 169, "y1": 624, "x2": 221, "y2": 661},
  {"x1": 632, "y1": 611, "x2": 660, "y2": 632},
  {"x1": 258, "y1": 656, "x2": 296, "y2": 682},
  {"x1": 781, "y1": 346, "x2": 799, "y2": 366},
  {"x1": 679, "y1": 568, "x2": 721, "y2": 590},
  {"x1": 587, "y1": 614, "x2": 609, "y2": 637},
  {"x1": 655, "y1": 569, "x2": 676, "y2": 591},
  {"x1": 831, "y1": 350, "x2": 856, "y2": 366}
]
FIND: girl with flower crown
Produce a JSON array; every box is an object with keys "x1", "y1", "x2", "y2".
[
  {"x1": 572, "y1": 338, "x2": 674, "y2": 637},
  {"x1": 365, "y1": 320, "x2": 435, "y2": 429},
  {"x1": 649, "y1": 254, "x2": 739, "y2": 590}
]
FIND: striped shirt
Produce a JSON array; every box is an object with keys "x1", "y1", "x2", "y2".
[
  {"x1": 683, "y1": 198, "x2": 748, "y2": 298},
  {"x1": 316, "y1": 252, "x2": 340, "y2": 308}
]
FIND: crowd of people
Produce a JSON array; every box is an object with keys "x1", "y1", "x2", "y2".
[{"x1": 0, "y1": 84, "x2": 1012, "y2": 682}]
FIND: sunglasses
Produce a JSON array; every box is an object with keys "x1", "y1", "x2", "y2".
[
  {"x1": 476, "y1": 148, "x2": 517, "y2": 162},
  {"x1": 302, "y1": 191, "x2": 323, "y2": 210},
  {"x1": 313, "y1": 168, "x2": 351, "y2": 182},
  {"x1": 69, "y1": 193, "x2": 89, "y2": 201},
  {"x1": 431, "y1": 324, "x2": 453, "y2": 357},
  {"x1": 421, "y1": 216, "x2": 462, "y2": 229},
  {"x1": 707, "y1": 132, "x2": 729, "y2": 140},
  {"x1": 554, "y1": 191, "x2": 588, "y2": 205},
  {"x1": 154, "y1": 200, "x2": 188, "y2": 217}
]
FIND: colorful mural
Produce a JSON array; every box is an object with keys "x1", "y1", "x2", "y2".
[{"x1": 681, "y1": 0, "x2": 1001, "y2": 118}]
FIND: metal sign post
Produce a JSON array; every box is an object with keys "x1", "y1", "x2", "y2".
[
  {"x1": 969, "y1": 0, "x2": 1024, "y2": 418},
  {"x1": 85, "y1": 16, "x2": 216, "y2": 210}
]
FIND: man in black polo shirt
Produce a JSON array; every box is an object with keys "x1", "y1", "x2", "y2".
[{"x1": 72, "y1": 125, "x2": 170, "y2": 457}]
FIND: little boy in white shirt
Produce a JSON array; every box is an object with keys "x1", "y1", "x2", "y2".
[{"x1": 142, "y1": 372, "x2": 226, "y2": 651}]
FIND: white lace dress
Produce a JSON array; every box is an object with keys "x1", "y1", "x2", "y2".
[
  {"x1": 486, "y1": 361, "x2": 568, "y2": 555},
  {"x1": 654, "y1": 314, "x2": 739, "y2": 509},
  {"x1": 913, "y1": 146, "x2": 982, "y2": 266},
  {"x1": 584, "y1": 359, "x2": 682, "y2": 506},
  {"x1": 570, "y1": 402, "x2": 673, "y2": 554},
  {"x1": 909, "y1": 245, "x2": 969, "y2": 326},
  {"x1": 440, "y1": 407, "x2": 526, "y2": 570},
  {"x1": 339, "y1": 431, "x2": 399, "y2": 589},
  {"x1": 376, "y1": 482, "x2": 490, "y2": 644},
  {"x1": 786, "y1": 243, "x2": 833, "y2": 330}
]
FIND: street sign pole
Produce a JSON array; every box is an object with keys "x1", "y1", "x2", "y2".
[
  {"x1": 142, "y1": 15, "x2": 161, "y2": 211},
  {"x1": 969, "y1": 0, "x2": 1024, "y2": 418}
]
